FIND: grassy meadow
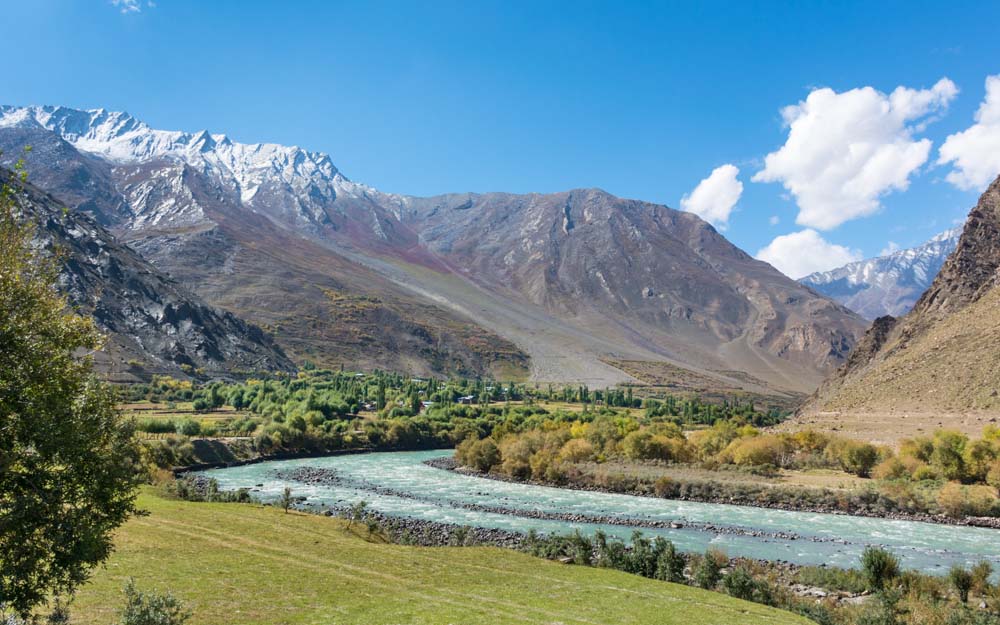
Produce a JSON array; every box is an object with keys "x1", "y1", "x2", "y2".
[{"x1": 69, "y1": 491, "x2": 810, "y2": 625}]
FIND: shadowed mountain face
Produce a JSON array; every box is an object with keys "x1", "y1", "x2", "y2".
[
  {"x1": 799, "y1": 229, "x2": 960, "y2": 319},
  {"x1": 800, "y1": 175, "x2": 1000, "y2": 437},
  {"x1": 5, "y1": 172, "x2": 295, "y2": 381},
  {"x1": 0, "y1": 105, "x2": 867, "y2": 391}
]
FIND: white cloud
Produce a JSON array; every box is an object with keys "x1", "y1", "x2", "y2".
[
  {"x1": 755, "y1": 229, "x2": 862, "y2": 279},
  {"x1": 111, "y1": 0, "x2": 141, "y2": 12},
  {"x1": 753, "y1": 78, "x2": 958, "y2": 230},
  {"x1": 769, "y1": 215, "x2": 780, "y2": 226},
  {"x1": 679, "y1": 164, "x2": 743, "y2": 229},
  {"x1": 111, "y1": 0, "x2": 154, "y2": 13},
  {"x1": 938, "y1": 75, "x2": 1000, "y2": 190},
  {"x1": 879, "y1": 241, "x2": 901, "y2": 256}
]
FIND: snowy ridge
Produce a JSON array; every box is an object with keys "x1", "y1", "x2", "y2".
[
  {"x1": 0, "y1": 104, "x2": 409, "y2": 233},
  {"x1": 800, "y1": 229, "x2": 961, "y2": 318}
]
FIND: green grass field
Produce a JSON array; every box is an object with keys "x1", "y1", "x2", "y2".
[{"x1": 69, "y1": 491, "x2": 811, "y2": 625}]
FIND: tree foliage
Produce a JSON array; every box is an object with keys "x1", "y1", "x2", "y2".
[{"x1": 0, "y1": 158, "x2": 142, "y2": 618}]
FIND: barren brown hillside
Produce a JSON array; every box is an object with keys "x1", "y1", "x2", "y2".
[{"x1": 794, "y1": 174, "x2": 1000, "y2": 442}]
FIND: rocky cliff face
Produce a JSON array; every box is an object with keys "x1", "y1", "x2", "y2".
[
  {"x1": 7, "y1": 172, "x2": 295, "y2": 381},
  {"x1": 1, "y1": 105, "x2": 866, "y2": 391},
  {"x1": 800, "y1": 229, "x2": 960, "y2": 319},
  {"x1": 801, "y1": 175, "x2": 1000, "y2": 425}
]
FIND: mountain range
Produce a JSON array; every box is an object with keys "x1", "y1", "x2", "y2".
[
  {"x1": 3, "y1": 170, "x2": 294, "y2": 381},
  {"x1": 798, "y1": 174, "x2": 1000, "y2": 441},
  {"x1": 799, "y1": 229, "x2": 961, "y2": 319},
  {"x1": 0, "y1": 105, "x2": 868, "y2": 394}
]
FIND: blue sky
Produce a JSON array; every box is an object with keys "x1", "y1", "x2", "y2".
[{"x1": 3, "y1": 1, "x2": 1000, "y2": 277}]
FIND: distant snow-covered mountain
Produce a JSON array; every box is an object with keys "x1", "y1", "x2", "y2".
[{"x1": 799, "y1": 229, "x2": 961, "y2": 319}]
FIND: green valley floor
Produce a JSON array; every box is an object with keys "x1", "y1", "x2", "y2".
[{"x1": 69, "y1": 491, "x2": 810, "y2": 625}]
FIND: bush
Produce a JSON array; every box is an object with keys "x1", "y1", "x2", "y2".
[
  {"x1": 873, "y1": 457, "x2": 910, "y2": 480},
  {"x1": 912, "y1": 464, "x2": 939, "y2": 481},
  {"x1": 558, "y1": 438, "x2": 595, "y2": 463},
  {"x1": 723, "y1": 566, "x2": 757, "y2": 600},
  {"x1": 729, "y1": 435, "x2": 788, "y2": 468},
  {"x1": 137, "y1": 419, "x2": 176, "y2": 434},
  {"x1": 114, "y1": 578, "x2": 190, "y2": 625},
  {"x1": 653, "y1": 539, "x2": 685, "y2": 583},
  {"x1": 987, "y1": 460, "x2": 1000, "y2": 489},
  {"x1": 860, "y1": 546, "x2": 900, "y2": 591},
  {"x1": 938, "y1": 483, "x2": 999, "y2": 518},
  {"x1": 950, "y1": 565, "x2": 974, "y2": 603},
  {"x1": 456, "y1": 437, "x2": 501, "y2": 473},
  {"x1": 840, "y1": 441, "x2": 880, "y2": 477},
  {"x1": 175, "y1": 419, "x2": 201, "y2": 437},
  {"x1": 694, "y1": 549, "x2": 726, "y2": 589},
  {"x1": 932, "y1": 430, "x2": 969, "y2": 481}
]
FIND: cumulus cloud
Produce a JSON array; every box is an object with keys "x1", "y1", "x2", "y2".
[
  {"x1": 679, "y1": 164, "x2": 743, "y2": 229},
  {"x1": 938, "y1": 75, "x2": 1000, "y2": 190},
  {"x1": 755, "y1": 229, "x2": 862, "y2": 279},
  {"x1": 753, "y1": 78, "x2": 958, "y2": 230}
]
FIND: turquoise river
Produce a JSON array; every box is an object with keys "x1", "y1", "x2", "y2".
[{"x1": 198, "y1": 449, "x2": 1000, "y2": 575}]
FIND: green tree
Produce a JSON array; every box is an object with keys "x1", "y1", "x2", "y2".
[
  {"x1": 694, "y1": 549, "x2": 725, "y2": 589},
  {"x1": 860, "y1": 546, "x2": 900, "y2": 592},
  {"x1": 841, "y1": 442, "x2": 880, "y2": 478},
  {"x1": 0, "y1": 160, "x2": 142, "y2": 618},
  {"x1": 280, "y1": 487, "x2": 293, "y2": 514}
]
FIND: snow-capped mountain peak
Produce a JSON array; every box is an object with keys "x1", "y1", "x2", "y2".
[
  {"x1": 0, "y1": 104, "x2": 346, "y2": 205},
  {"x1": 799, "y1": 228, "x2": 961, "y2": 319}
]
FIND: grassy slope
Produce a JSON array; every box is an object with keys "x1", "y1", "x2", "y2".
[{"x1": 71, "y1": 492, "x2": 810, "y2": 625}]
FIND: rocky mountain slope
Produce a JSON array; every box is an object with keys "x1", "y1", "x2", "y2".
[
  {"x1": 0, "y1": 105, "x2": 867, "y2": 391},
  {"x1": 797, "y1": 175, "x2": 1000, "y2": 440},
  {"x1": 799, "y1": 229, "x2": 960, "y2": 319},
  {"x1": 4, "y1": 171, "x2": 295, "y2": 382}
]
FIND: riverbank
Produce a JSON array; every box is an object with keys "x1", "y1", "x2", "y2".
[
  {"x1": 425, "y1": 457, "x2": 1000, "y2": 529},
  {"x1": 69, "y1": 490, "x2": 813, "y2": 625}
]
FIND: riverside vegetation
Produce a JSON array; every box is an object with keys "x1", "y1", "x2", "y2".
[{"x1": 455, "y1": 417, "x2": 1000, "y2": 522}]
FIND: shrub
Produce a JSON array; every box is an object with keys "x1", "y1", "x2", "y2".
[
  {"x1": 175, "y1": 419, "x2": 201, "y2": 437},
  {"x1": 873, "y1": 457, "x2": 910, "y2": 480},
  {"x1": 723, "y1": 566, "x2": 757, "y2": 600},
  {"x1": 938, "y1": 483, "x2": 998, "y2": 518},
  {"x1": 694, "y1": 549, "x2": 726, "y2": 589},
  {"x1": 971, "y1": 560, "x2": 994, "y2": 594},
  {"x1": 558, "y1": 438, "x2": 595, "y2": 463},
  {"x1": 840, "y1": 441, "x2": 879, "y2": 477},
  {"x1": 456, "y1": 437, "x2": 501, "y2": 472},
  {"x1": 932, "y1": 430, "x2": 969, "y2": 481},
  {"x1": 654, "y1": 539, "x2": 685, "y2": 583},
  {"x1": 137, "y1": 419, "x2": 176, "y2": 434},
  {"x1": 653, "y1": 476, "x2": 678, "y2": 498},
  {"x1": 987, "y1": 460, "x2": 1000, "y2": 490},
  {"x1": 913, "y1": 464, "x2": 940, "y2": 481},
  {"x1": 729, "y1": 435, "x2": 788, "y2": 467},
  {"x1": 949, "y1": 565, "x2": 974, "y2": 603},
  {"x1": 860, "y1": 546, "x2": 900, "y2": 591},
  {"x1": 114, "y1": 578, "x2": 190, "y2": 625}
]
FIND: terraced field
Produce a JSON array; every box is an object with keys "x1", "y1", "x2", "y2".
[{"x1": 69, "y1": 491, "x2": 810, "y2": 625}]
